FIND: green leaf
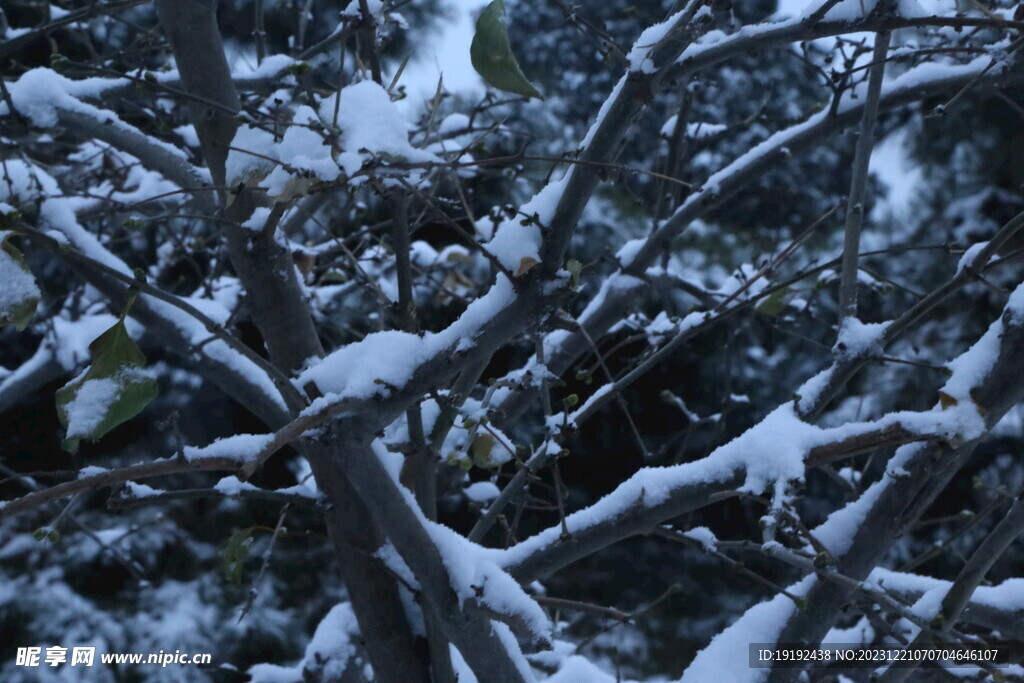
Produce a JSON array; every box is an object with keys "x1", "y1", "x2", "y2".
[
  {"x1": 470, "y1": 0, "x2": 544, "y2": 100},
  {"x1": 469, "y1": 432, "x2": 496, "y2": 468},
  {"x1": 755, "y1": 287, "x2": 791, "y2": 317},
  {"x1": 221, "y1": 527, "x2": 255, "y2": 585},
  {"x1": 0, "y1": 234, "x2": 41, "y2": 331},
  {"x1": 55, "y1": 319, "x2": 157, "y2": 452}
]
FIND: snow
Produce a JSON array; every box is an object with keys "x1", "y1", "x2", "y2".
[
  {"x1": 322, "y1": 80, "x2": 438, "y2": 172},
  {"x1": 627, "y1": 10, "x2": 685, "y2": 71},
  {"x1": 225, "y1": 125, "x2": 276, "y2": 186},
  {"x1": 569, "y1": 382, "x2": 616, "y2": 423},
  {"x1": 241, "y1": 207, "x2": 272, "y2": 232},
  {"x1": 237, "y1": 53, "x2": 298, "y2": 79},
  {"x1": 369, "y1": 441, "x2": 551, "y2": 647},
  {"x1": 1009, "y1": 281, "x2": 1024, "y2": 318},
  {"x1": 580, "y1": 75, "x2": 626, "y2": 149},
  {"x1": 616, "y1": 239, "x2": 645, "y2": 268},
  {"x1": 248, "y1": 602, "x2": 362, "y2": 683},
  {"x1": 78, "y1": 465, "x2": 109, "y2": 478},
  {"x1": 429, "y1": 519, "x2": 551, "y2": 644},
  {"x1": 660, "y1": 117, "x2": 728, "y2": 139},
  {"x1": 834, "y1": 317, "x2": 889, "y2": 361},
  {"x1": 298, "y1": 329, "x2": 430, "y2": 398},
  {"x1": 376, "y1": 541, "x2": 420, "y2": 590},
  {"x1": 683, "y1": 526, "x2": 719, "y2": 552},
  {"x1": 183, "y1": 433, "x2": 276, "y2": 463},
  {"x1": 341, "y1": 0, "x2": 383, "y2": 20},
  {"x1": 13, "y1": 200, "x2": 287, "y2": 417},
  {"x1": 227, "y1": 107, "x2": 341, "y2": 200},
  {"x1": 450, "y1": 645, "x2": 479, "y2": 682},
  {"x1": 212, "y1": 476, "x2": 260, "y2": 496},
  {"x1": 578, "y1": 273, "x2": 646, "y2": 323},
  {"x1": 482, "y1": 175, "x2": 569, "y2": 272},
  {"x1": 262, "y1": 106, "x2": 342, "y2": 198},
  {"x1": 465, "y1": 481, "x2": 501, "y2": 503},
  {"x1": 0, "y1": 236, "x2": 40, "y2": 323},
  {"x1": 938, "y1": 287, "x2": 1013, "y2": 430},
  {"x1": 871, "y1": 129, "x2": 923, "y2": 220},
  {"x1": 546, "y1": 655, "x2": 634, "y2": 682},
  {"x1": 228, "y1": 82, "x2": 438, "y2": 196},
  {"x1": 439, "y1": 112, "x2": 472, "y2": 136},
  {"x1": 302, "y1": 603, "x2": 360, "y2": 681},
  {"x1": 810, "y1": 446, "x2": 913, "y2": 555},
  {"x1": 871, "y1": 567, "x2": 1024, "y2": 613},
  {"x1": 173, "y1": 124, "x2": 200, "y2": 148},
  {"x1": 123, "y1": 481, "x2": 161, "y2": 498},
  {"x1": 795, "y1": 367, "x2": 832, "y2": 415},
  {"x1": 62, "y1": 374, "x2": 119, "y2": 439},
  {"x1": 299, "y1": 274, "x2": 516, "y2": 399},
  {"x1": 681, "y1": 576, "x2": 815, "y2": 682},
  {"x1": 1, "y1": 68, "x2": 190, "y2": 163},
  {"x1": 501, "y1": 397, "x2": 989, "y2": 574},
  {"x1": 956, "y1": 241, "x2": 988, "y2": 274}
]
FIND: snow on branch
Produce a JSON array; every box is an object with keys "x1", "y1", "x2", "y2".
[{"x1": 1, "y1": 69, "x2": 210, "y2": 199}]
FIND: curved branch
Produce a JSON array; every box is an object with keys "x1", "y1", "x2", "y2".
[{"x1": 0, "y1": 456, "x2": 244, "y2": 522}]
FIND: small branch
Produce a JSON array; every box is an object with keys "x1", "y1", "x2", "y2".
[
  {"x1": 534, "y1": 595, "x2": 632, "y2": 623},
  {"x1": 107, "y1": 486, "x2": 322, "y2": 510},
  {"x1": 0, "y1": 457, "x2": 245, "y2": 522},
  {"x1": 838, "y1": 29, "x2": 891, "y2": 320},
  {"x1": 356, "y1": 0, "x2": 383, "y2": 85},
  {"x1": 238, "y1": 503, "x2": 288, "y2": 623}
]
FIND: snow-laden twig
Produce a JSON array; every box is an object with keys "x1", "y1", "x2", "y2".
[
  {"x1": 496, "y1": 56, "x2": 1024, "y2": 427},
  {"x1": 877, "y1": 490, "x2": 1024, "y2": 683}
]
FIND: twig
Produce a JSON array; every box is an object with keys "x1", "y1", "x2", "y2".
[{"x1": 838, "y1": 29, "x2": 890, "y2": 319}]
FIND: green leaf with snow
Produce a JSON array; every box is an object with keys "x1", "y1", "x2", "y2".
[
  {"x1": 0, "y1": 234, "x2": 41, "y2": 331},
  {"x1": 470, "y1": 0, "x2": 544, "y2": 101},
  {"x1": 55, "y1": 319, "x2": 157, "y2": 452}
]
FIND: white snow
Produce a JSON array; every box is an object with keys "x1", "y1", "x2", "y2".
[
  {"x1": 683, "y1": 526, "x2": 719, "y2": 552},
  {"x1": 0, "y1": 237, "x2": 40, "y2": 323},
  {"x1": 323, "y1": 80, "x2": 438, "y2": 172},
  {"x1": 482, "y1": 175, "x2": 569, "y2": 272},
  {"x1": 956, "y1": 241, "x2": 988, "y2": 274},
  {"x1": 500, "y1": 396, "x2": 991, "y2": 574},
  {"x1": 368, "y1": 440, "x2": 551, "y2": 648},
  {"x1": 615, "y1": 238, "x2": 646, "y2": 268},
  {"x1": 303, "y1": 603, "x2": 360, "y2": 680},
  {"x1": 183, "y1": 433, "x2": 276, "y2": 463},
  {"x1": 2, "y1": 68, "x2": 190, "y2": 163},
  {"x1": 465, "y1": 481, "x2": 501, "y2": 503},
  {"x1": 937, "y1": 282, "x2": 1018, "y2": 435},
  {"x1": 439, "y1": 112, "x2": 472, "y2": 136},
  {"x1": 681, "y1": 576, "x2": 815, "y2": 682},
  {"x1": 213, "y1": 476, "x2": 260, "y2": 496},
  {"x1": 62, "y1": 374, "x2": 119, "y2": 439},
  {"x1": 834, "y1": 317, "x2": 889, "y2": 361},
  {"x1": 627, "y1": 10, "x2": 685, "y2": 71},
  {"x1": 299, "y1": 274, "x2": 516, "y2": 399}
]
